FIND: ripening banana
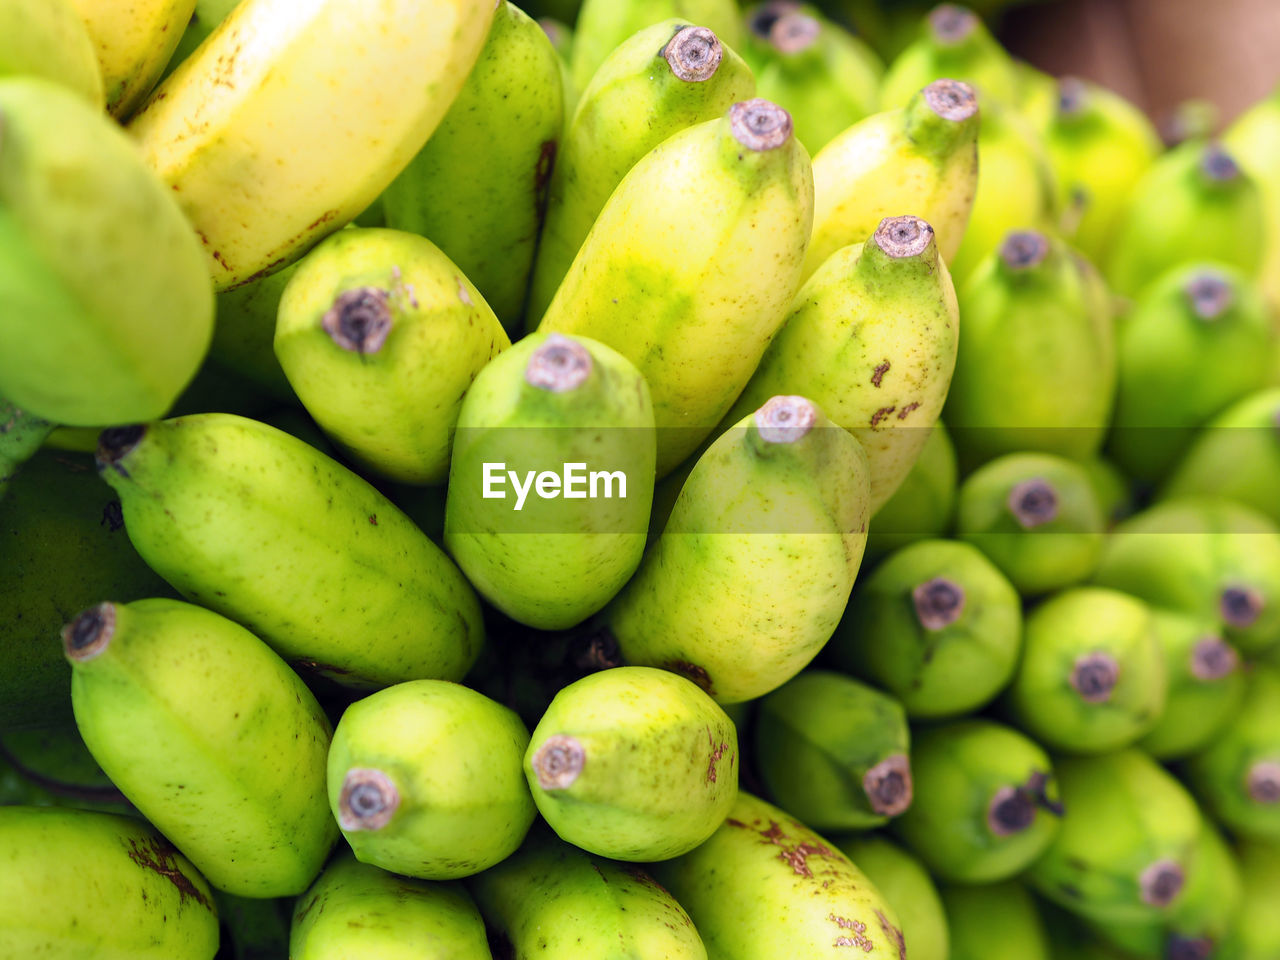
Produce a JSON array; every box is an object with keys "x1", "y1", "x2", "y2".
[
  {"x1": 95, "y1": 413, "x2": 485, "y2": 688},
  {"x1": 1224, "y1": 83, "x2": 1280, "y2": 315},
  {"x1": 0, "y1": 806, "x2": 219, "y2": 958},
  {"x1": 941, "y1": 881, "x2": 1052, "y2": 960},
  {"x1": 538, "y1": 99, "x2": 814, "y2": 476},
  {"x1": 0, "y1": 0, "x2": 103, "y2": 105},
  {"x1": 65, "y1": 598, "x2": 337, "y2": 897},
  {"x1": 381, "y1": 2, "x2": 564, "y2": 332},
  {"x1": 865, "y1": 420, "x2": 957, "y2": 561},
  {"x1": 67, "y1": 0, "x2": 194, "y2": 117},
  {"x1": 525, "y1": 19, "x2": 755, "y2": 324},
  {"x1": 0, "y1": 78, "x2": 214, "y2": 426},
  {"x1": 603, "y1": 396, "x2": 871, "y2": 703},
  {"x1": 833, "y1": 834, "x2": 949, "y2": 960},
  {"x1": 127, "y1": 0, "x2": 497, "y2": 291}
]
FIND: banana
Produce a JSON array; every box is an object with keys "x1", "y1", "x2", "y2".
[
  {"x1": 0, "y1": 398, "x2": 53, "y2": 499},
  {"x1": 650, "y1": 791, "x2": 904, "y2": 959},
  {"x1": 539, "y1": 17, "x2": 578, "y2": 117},
  {"x1": 603, "y1": 396, "x2": 871, "y2": 703},
  {"x1": 1081, "y1": 456, "x2": 1133, "y2": 529},
  {"x1": 161, "y1": 0, "x2": 243, "y2": 84},
  {"x1": 955, "y1": 452, "x2": 1106, "y2": 595},
  {"x1": 127, "y1": 0, "x2": 497, "y2": 291},
  {"x1": 723, "y1": 214, "x2": 959, "y2": 513},
  {"x1": 0, "y1": 78, "x2": 214, "y2": 426},
  {"x1": 94, "y1": 413, "x2": 485, "y2": 688},
  {"x1": 1224, "y1": 84, "x2": 1280, "y2": 315},
  {"x1": 833, "y1": 834, "x2": 948, "y2": 960},
  {"x1": 444, "y1": 333, "x2": 655, "y2": 630},
  {"x1": 1014, "y1": 58, "x2": 1057, "y2": 135},
  {"x1": 274, "y1": 227, "x2": 510, "y2": 485},
  {"x1": 525, "y1": 19, "x2": 755, "y2": 324},
  {"x1": 755, "y1": 670, "x2": 912, "y2": 830},
  {"x1": 1224, "y1": 838, "x2": 1280, "y2": 960},
  {"x1": 467, "y1": 826, "x2": 708, "y2": 960},
  {"x1": 941, "y1": 881, "x2": 1052, "y2": 960},
  {"x1": 0, "y1": 806, "x2": 219, "y2": 958},
  {"x1": 290, "y1": 851, "x2": 489, "y2": 960},
  {"x1": 826, "y1": 538, "x2": 1022, "y2": 719},
  {"x1": 67, "y1": 0, "x2": 194, "y2": 117},
  {"x1": 538, "y1": 99, "x2": 813, "y2": 475},
  {"x1": 878, "y1": 4, "x2": 1019, "y2": 110},
  {"x1": 0, "y1": 0, "x2": 103, "y2": 105},
  {"x1": 327, "y1": 679, "x2": 535, "y2": 879},
  {"x1": 381, "y1": 2, "x2": 564, "y2": 332},
  {"x1": 209, "y1": 262, "x2": 300, "y2": 403},
  {"x1": 865, "y1": 420, "x2": 957, "y2": 562},
  {"x1": 804, "y1": 78, "x2": 979, "y2": 277},
  {"x1": 0, "y1": 724, "x2": 131, "y2": 815},
  {"x1": 65, "y1": 598, "x2": 336, "y2": 897}
]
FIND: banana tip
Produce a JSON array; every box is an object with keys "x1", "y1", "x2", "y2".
[
  {"x1": 665, "y1": 26, "x2": 723, "y2": 82},
  {"x1": 62, "y1": 603, "x2": 116, "y2": 663},
  {"x1": 999, "y1": 231, "x2": 1050, "y2": 271},
  {"x1": 730, "y1": 99, "x2": 793, "y2": 152},
  {"x1": 875, "y1": 216, "x2": 935, "y2": 259},
  {"x1": 929, "y1": 4, "x2": 978, "y2": 44},
  {"x1": 755, "y1": 395, "x2": 817, "y2": 444},
  {"x1": 747, "y1": 1, "x2": 802, "y2": 40},
  {"x1": 923, "y1": 79, "x2": 978, "y2": 122},
  {"x1": 533, "y1": 735, "x2": 585, "y2": 790},
  {"x1": 912, "y1": 577, "x2": 966, "y2": 630},
  {"x1": 323, "y1": 287, "x2": 393, "y2": 354},
  {"x1": 1139, "y1": 859, "x2": 1185, "y2": 908},
  {"x1": 1057, "y1": 77, "x2": 1089, "y2": 116},
  {"x1": 526, "y1": 335, "x2": 592, "y2": 392},
  {"x1": 1167, "y1": 936, "x2": 1215, "y2": 960},
  {"x1": 1247, "y1": 761, "x2": 1280, "y2": 804},
  {"x1": 1189, "y1": 636, "x2": 1238, "y2": 681},
  {"x1": 96, "y1": 425, "x2": 146, "y2": 475},
  {"x1": 769, "y1": 12, "x2": 820, "y2": 55},
  {"x1": 1220, "y1": 585, "x2": 1264, "y2": 628},
  {"x1": 863, "y1": 754, "x2": 913, "y2": 816},
  {"x1": 1008, "y1": 478, "x2": 1059, "y2": 529},
  {"x1": 339, "y1": 768, "x2": 400, "y2": 831},
  {"x1": 1070, "y1": 652, "x2": 1119, "y2": 704},
  {"x1": 987, "y1": 784, "x2": 1036, "y2": 837},
  {"x1": 1200, "y1": 144, "x2": 1242, "y2": 182},
  {"x1": 1185, "y1": 271, "x2": 1235, "y2": 320}
]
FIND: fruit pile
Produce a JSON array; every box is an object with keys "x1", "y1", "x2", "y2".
[{"x1": 2, "y1": 0, "x2": 1280, "y2": 957}]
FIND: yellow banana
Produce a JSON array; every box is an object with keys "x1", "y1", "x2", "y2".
[
  {"x1": 0, "y1": 0, "x2": 103, "y2": 106},
  {"x1": 68, "y1": 0, "x2": 194, "y2": 117}
]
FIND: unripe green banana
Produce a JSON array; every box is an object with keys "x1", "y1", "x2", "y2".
[
  {"x1": 0, "y1": 78, "x2": 214, "y2": 426},
  {"x1": 290, "y1": 851, "x2": 489, "y2": 960},
  {"x1": 381, "y1": 2, "x2": 563, "y2": 332},
  {"x1": 1026, "y1": 748, "x2": 1202, "y2": 926},
  {"x1": 826, "y1": 538, "x2": 1022, "y2": 718},
  {"x1": 128, "y1": 0, "x2": 497, "y2": 291},
  {"x1": 1223, "y1": 837, "x2": 1280, "y2": 960},
  {"x1": 1007, "y1": 586, "x2": 1167, "y2": 754},
  {"x1": 0, "y1": 724, "x2": 131, "y2": 815},
  {"x1": 0, "y1": 398, "x2": 53, "y2": 499},
  {"x1": 65, "y1": 598, "x2": 336, "y2": 896},
  {"x1": 865, "y1": 420, "x2": 957, "y2": 561},
  {"x1": 538, "y1": 99, "x2": 814, "y2": 475},
  {"x1": 524, "y1": 667, "x2": 736, "y2": 860},
  {"x1": 0, "y1": 806, "x2": 219, "y2": 958},
  {"x1": 1092, "y1": 497, "x2": 1280, "y2": 655},
  {"x1": 878, "y1": 4, "x2": 1019, "y2": 110},
  {"x1": 941, "y1": 881, "x2": 1052, "y2": 960},
  {"x1": 1137, "y1": 611, "x2": 1244, "y2": 760},
  {"x1": 1106, "y1": 140, "x2": 1266, "y2": 298},
  {"x1": 327, "y1": 679, "x2": 535, "y2": 880},
  {"x1": 274, "y1": 227, "x2": 510, "y2": 485},
  {"x1": 468, "y1": 827, "x2": 708, "y2": 960},
  {"x1": 805, "y1": 78, "x2": 979, "y2": 276},
  {"x1": 0, "y1": 0, "x2": 103, "y2": 105},
  {"x1": 944, "y1": 230, "x2": 1116, "y2": 467},
  {"x1": 1224, "y1": 84, "x2": 1280, "y2": 315},
  {"x1": 444, "y1": 333, "x2": 655, "y2": 630},
  {"x1": 723, "y1": 214, "x2": 958, "y2": 512},
  {"x1": 67, "y1": 0, "x2": 194, "y2": 117},
  {"x1": 603, "y1": 396, "x2": 871, "y2": 703},
  {"x1": 651, "y1": 791, "x2": 904, "y2": 959},
  {"x1": 955, "y1": 452, "x2": 1106, "y2": 595},
  {"x1": 95, "y1": 413, "x2": 484, "y2": 688},
  {"x1": 833, "y1": 834, "x2": 949, "y2": 960},
  {"x1": 526, "y1": 20, "x2": 756, "y2": 323},
  {"x1": 755, "y1": 670, "x2": 912, "y2": 830}
]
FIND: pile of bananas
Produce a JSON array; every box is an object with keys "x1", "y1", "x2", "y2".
[{"x1": 3, "y1": 0, "x2": 1280, "y2": 957}]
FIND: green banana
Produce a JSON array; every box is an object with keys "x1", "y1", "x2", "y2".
[
  {"x1": 833, "y1": 834, "x2": 948, "y2": 960},
  {"x1": 1092, "y1": 497, "x2": 1280, "y2": 655},
  {"x1": 878, "y1": 3, "x2": 1019, "y2": 110},
  {"x1": 955, "y1": 452, "x2": 1107, "y2": 595},
  {"x1": 1222, "y1": 838, "x2": 1280, "y2": 960},
  {"x1": 755, "y1": 670, "x2": 912, "y2": 830},
  {"x1": 651, "y1": 791, "x2": 904, "y2": 959},
  {"x1": 444, "y1": 333, "x2": 656, "y2": 631},
  {"x1": 1224, "y1": 84, "x2": 1280, "y2": 315},
  {"x1": 826, "y1": 538, "x2": 1022, "y2": 719},
  {"x1": 603, "y1": 396, "x2": 871, "y2": 703},
  {"x1": 805, "y1": 78, "x2": 979, "y2": 276},
  {"x1": 538, "y1": 98, "x2": 814, "y2": 476},
  {"x1": 381, "y1": 1, "x2": 564, "y2": 332},
  {"x1": 95, "y1": 413, "x2": 485, "y2": 688},
  {"x1": 1026, "y1": 748, "x2": 1202, "y2": 926},
  {"x1": 0, "y1": 78, "x2": 214, "y2": 426},
  {"x1": 327, "y1": 679, "x2": 535, "y2": 879},
  {"x1": 0, "y1": 806, "x2": 219, "y2": 958},
  {"x1": 941, "y1": 881, "x2": 1052, "y2": 960},
  {"x1": 65, "y1": 598, "x2": 336, "y2": 897},
  {"x1": 0, "y1": 0, "x2": 103, "y2": 105},
  {"x1": 540, "y1": 17, "x2": 579, "y2": 118},
  {"x1": 1007, "y1": 586, "x2": 1167, "y2": 754},
  {"x1": 290, "y1": 851, "x2": 489, "y2": 960},
  {"x1": 526, "y1": 19, "x2": 756, "y2": 323},
  {"x1": 1106, "y1": 140, "x2": 1266, "y2": 298},
  {"x1": 274, "y1": 227, "x2": 510, "y2": 485},
  {"x1": 209, "y1": 261, "x2": 299, "y2": 403},
  {"x1": 0, "y1": 398, "x2": 53, "y2": 499},
  {"x1": 524, "y1": 667, "x2": 737, "y2": 860},
  {"x1": 722, "y1": 213, "x2": 959, "y2": 513},
  {"x1": 468, "y1": 827, "x2": 708, "y2": 960},
  {"x1": 68, "y1": 0, "x2": 194, "y2": 117},
  {"x1": 865, "y1": 419, "x2": 957, "y2": 561},
  {"x1": 943, "y1": 230, "x2": 1116, "y2": 467}
]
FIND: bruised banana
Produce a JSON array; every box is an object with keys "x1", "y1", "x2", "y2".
[
  {"x1": 833, "y1": 835, "x2": 949, "y2": 960},
  {"x1": 67, "y1": 0, "x2": 193, "y2": 117},
  {"x1": 0, "y1": 0, "x2": 103, "y2": 105},
  {"x1": 879, "y1": 4, "x2": 1020, "y2": 111}
]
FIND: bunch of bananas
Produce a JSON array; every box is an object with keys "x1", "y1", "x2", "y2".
[{"x1": 2, "y1": 0, "x2": 1280, "y2": 958}]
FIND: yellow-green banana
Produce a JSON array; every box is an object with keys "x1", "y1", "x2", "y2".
[
  {"x1": 1224, "y1": 83, "x2": 1280, "y2": 315},
  {"x1": 833, "y1": 834, "x2": 949, "y2": 960},
  {"x1": 162, "y1": 0, "x2": 243, "y2": 84},
  {"x1": 68, "y1": 0, "x2": 194, "y2": 117},
  {"x1": 941, "y1": 881, "x2": 1051, "y2": 960},
  {"x1": 128, "y1": 0, "x2": 497, "y2": 291},
  {"x1": 0, "y1": 0, "x2": 103, "y2": 106},
  {"x1": 1224, "y1": 838, "x2": 1280, "y2": 960},
  {"x1": 864, "y1": 420, "x2": 957, "y2": 561},
  {"x1": 95, "y1": 413, "x2": 484, "y2": 688}
]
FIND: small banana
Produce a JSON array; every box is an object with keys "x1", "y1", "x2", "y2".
[
  {"x1": 67, "y1": 0, "x2": 194, "y2": 117},
  {"x1": 865, "y1": 420, "x2": 957, "y2": 561},
  {"x1": 1224, "y1": 83, "x2": 1280, "y2": 315},
  {"x1": 833, "y1": 834, "x2": 949, "y2": 960},
  {"x1": 941, "y1": 881, "x2": 1052, "y2": 960},
  {"x1": 0, "y1": 0, "x2": 103, "y2": 105}
]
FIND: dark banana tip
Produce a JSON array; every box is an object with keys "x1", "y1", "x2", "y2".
[
  {"x1": 1189, "y1": 635, "x2": 1239, "y2": 681},
  {"x1": 729, "y1": 99, "x2": 793, "y2": 151},
  {"x1": 863, "y1": 754, "x2": 913, "y2": 817},
  {"x1": 1007, "y1": 477, "x2": 1059, "y2": 529},
  {"x1": 999, "y1": 230, "x2": 1051, "y2": 270},
  {"x1": 664, "y1": 26, "x2": 723, "y2": 82},
  {"x1": 339, "y1": 768, "x2": 400, "y2": 831},
  {"x1": 1184, "y1": 271, "x2": 1235, "y2": 320},
  {"x1": 929, "y1": 4, "x2": 978, "y2": 43},
  {"x1": 1167, "y1": 935, "x2": 1215, "y2": 960},
  {"x1": 96, "y1": 425, "x2": 146, "y2": 474},
  {"x1": 62, "y1": 603, "x2": 116, "y2": 663},
  {"x1": 1220, "y1": 584, "x2": 1264, "y2": 628},
  {"x1": 912, "y1": 577, "x2": 966, "y2": 630},
  {"x1": 755, "y1": 395, "x2": 817, "y2": 444},
  {"x1": 323, "y1": 286, "x2": 393, "y2": 354},
  {"x1": 1139, "y1": 859, "x2": 1186, "y2": 908},
  {"x1": 1247, "y1": 761, "x2": 1280, "y2": 804},
  {"x1": 526, "y1": 334, "x2": 592, "y2": 392},
  {"x1": 987, "y1": 785, "x2": 1036, "y2": 837},
  {"x1": 923, "y1": 79, "x2": 978, "y2": 122},
  {"x1": 533, "y1": 735, "x2": 585, "y2": 790},
  {"x1": 747, "y1": 1, "x2": 801, "y2": 39},
  {"x1": 769, "y1": 12, "x2": 820, "y2": 54},
  {"x1": 875, "y1": 215, "x2": 935, "y2": 259},
  {"x1": 1200, "y1": 143, "x2": 1242, "y2": 182},
  {"x1": 1070, "y1": 652, "x2": 1119, "y2": 704},
  {"x1": 1057, "y1": 77, "x2": 1089, "y2": 117}
]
